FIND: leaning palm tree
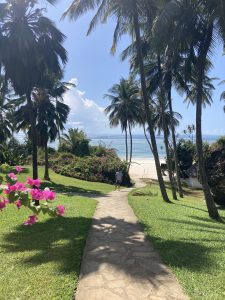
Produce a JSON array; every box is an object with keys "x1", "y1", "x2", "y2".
[
  {"x1": 63, "y1": 0, "x2": 170, "y2": 202},
  {"x1": 104, "y1": 78, "x2": 140, "y2": 168},
  {"x1": 0, "y1": 0, "x2": 67, "y2": 180},
  {"x1": 157, "y1": 0, "x2": 220, "y2": 219},
  {"x1": 152, "y1": 94, "x2": 182, "y2": 200}
]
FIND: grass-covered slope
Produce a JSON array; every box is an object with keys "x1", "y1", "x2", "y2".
[
  {"x1": 0, "y1": 166, "x2": 113, "y2": 299},
  {"x1": 129, "y1": 184, "x2": 225, "y2": 300},
  {"x1": 18, "y1": 166, "x2": 114, "y2": 194}
]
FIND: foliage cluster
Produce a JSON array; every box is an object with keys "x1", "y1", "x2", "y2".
[
  {"x1": 59, "y1": 128, "x2": 90, "y2": 157},
  {"x1": 205, "y1": 137, "x2": 225, "y2": 205},
  {"x1": 177, "y1": 139, "x2": 196, "y2": 174},
  {"x1": 0, "y1": 137, "x2": 32, "y2": 166},
  {"x1": 49, "y1": 152, "x2": 131, "y2": 186},
  {"x1": 176, "y1": 137, "x2": 225, "y2": 205},
  {"x1": 0, "y1": 164, "x2": 65, "y2": 225},
  {"x1": 0, "y1": 166, "x2": 99, "y2": 299}
]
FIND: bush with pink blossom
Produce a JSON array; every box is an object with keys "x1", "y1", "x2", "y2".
[{"x1": 0, "y1": 165, "x2": 65, "y2": 226}]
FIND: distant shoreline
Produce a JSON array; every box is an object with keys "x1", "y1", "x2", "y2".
[{"x1": 90, "y1": 134, "x2": 221, "y2": 160}]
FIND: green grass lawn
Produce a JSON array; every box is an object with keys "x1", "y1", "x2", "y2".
[
  {"x1": 0, "y1": 166, "x2": 113, "y2": 299},
  {"x1": 129, "y1": 184, "x2": 225, "y2": 300},
  {"x1": 17, "y1": 166, "x2": 114, "y2": 194}
]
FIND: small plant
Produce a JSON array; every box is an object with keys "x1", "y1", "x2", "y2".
[
  {"x1": 0, "y1": 165, "x2": 65, "y2": 225},
  {"x1": 132, "y1": 190, "x2": 158, "y2": 197}
]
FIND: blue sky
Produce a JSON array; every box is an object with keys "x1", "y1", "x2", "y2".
[{"x1": 44, "y1": 1, "x2": 225, "y2": 136}]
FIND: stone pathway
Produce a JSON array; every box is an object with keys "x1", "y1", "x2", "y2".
[{"x1": 75, "y1": 182, "x2": 188, "y2": 300}]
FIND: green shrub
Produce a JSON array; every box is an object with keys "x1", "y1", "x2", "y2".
[
  {"x1": 205, "y1": 137, "x2": 225, "y2": 206},
  {"x1": 50, "y1": 153, "x2": 131, "y2": 186}
]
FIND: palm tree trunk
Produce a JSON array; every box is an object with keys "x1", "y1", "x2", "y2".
[
  {"x1": 143, "y1": 124, "x2": 153, "y2": 152},
  {"x1": 195, "y1": 24, "x2": 220, "y2": 220},
  {"x1": 196, "y1": 72, "x2": 220, "y2": 220},
  {"x1": 163, "y1": 125, "x2": 177, "y2": 200},
  {"x1": 44, "y1": 142, "x2": 50, "y2": 181},
  {"x1": 26, "y1": 91, "x2": 39, "y2": 206},
  {"x1": 132, "y1": 2, "x2": 170, "y2": 203},
  {"x1": 167, "y1": 74, "x2": 184, "y2": 198},
  {"x1": 26, "y1": 92, "x2": 38, "y2": 179},
  {"x1": 125, "y1": 127, "x2": 128, "y2": 162},
  {"x1": 157, "y1": 54, "x2": 177, "y2": 200},
  {"x1": 128, "y1": 123, "x2": 133, "y2": 172}
]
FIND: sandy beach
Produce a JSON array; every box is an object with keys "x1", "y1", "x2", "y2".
[{"x1": 129, "y1": 157, "x2": 166, "y2": 180}]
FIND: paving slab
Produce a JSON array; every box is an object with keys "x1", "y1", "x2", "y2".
[{"x1": 75, "y1": 183, "x2": 189, "y2": 300}]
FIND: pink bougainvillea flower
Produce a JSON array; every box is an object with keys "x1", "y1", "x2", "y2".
[
  {"x1": 30, "y1": 188, "x2": 43, "y2": 201},
  {"x1": 3, "y1": 184, "x2": 11, "y2": 194},
  {"x1": 42, "y1": 188, "x2": 56, "y2": 201},
  {"x1": 15, "y1": 200, "x2": 22, "y2": 209},
  {"x1": 0, "y1": 198, "x2": 9, "y2": 210},
  {"x1": 24, "y1": 215, "x2": 38, "y2": 226},
  {"x1": 56, "y1": 205, "x2": 65, "y2": 216},
  {"x1": 3, "y1": 182, "x2": 26, "y2": 194},
  {"x1": 14, "y1": 182, "x2": 26, "y2": 191},
  {"x1": 8, "y1": 173, "x2": 17, "y2": 181},
  {"x1": 16, "y1": 166, "x2": 23, "y2": 173},
  {"x1": 26, "y1": 177, "x2": 41, "y2": 188}
]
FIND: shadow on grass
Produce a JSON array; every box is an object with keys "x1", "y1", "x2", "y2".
[
  {"x1": 18, "y1": 167, "x2": 109, "y2": 197},
  {"x1": 147, "y1": 234, "x2": 215, "y2": 270},
  {"x1": 41, "y1": 180, "x2": 105, "y2": 197},
  {"x1": 160, "y1": 217, "x2": 225, "y2": 232},
  {"x1": 2, "y1": 216, "x2": 92, "y2": 274},
  {"x1": 2, "y1": 215, "x2": 216, "y2": 281},
  {"x1": 174, "y1": 202, "x2": 208, "y2": 213}
]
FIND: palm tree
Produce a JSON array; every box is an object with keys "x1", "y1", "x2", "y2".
[
  {"x1": 157, "y1": 0, "x2": 220, "y2": 219},
  {"x1": 63, "y1": 0, "x2": 170, "y2": 202},
  {"x1": 59, "y1": 128, "x2": 90, "y2": 157},
  {"x1": 185, "y1": 75, "x2": 216, "y2": 108},
  {"x1": 104, "y1": 78, "x2": 140, "y2": 168},
  {"x1": 14, "y1": 77, "x2": 71, "y2": 180},
  {"x1": 0, "y1": 0, "x2": 67, "y2": 180},
  {"x1": 152, "y1": 93, "x2": 182, "y2": 200},
  {"x1": 0, "y1": 77, "x2": 12, "y2": 144}
]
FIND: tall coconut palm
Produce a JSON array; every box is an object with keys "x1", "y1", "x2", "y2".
[
  {"x1": 122, "y1": 31, "x2": 187, "y2": 198},
  {"x1": 63, "y1": 0, "x2": 170, "y2": 202},
  {"x1": 104, "y1": 78, "x2": 140, "y2": 168},
  {"x1": 184, "y1": 75, "x2": 216, "y2": 108},
  {"x1": 0, "y1": 0, "x2": 67, "y2": 180},
  {"x1": 157, "y1": 0, "x2": 220, "y2": 219},
  {"x1": 151, "y1": 91, "x2": 180, "y2": 200}
]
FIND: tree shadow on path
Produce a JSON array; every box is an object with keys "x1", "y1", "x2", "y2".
[{"x1": 1, "y1": 216, "x2": 213, "y2": 284}]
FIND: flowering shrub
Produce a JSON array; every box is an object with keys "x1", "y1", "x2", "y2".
[
  {"x1": 50, "y1": 154, "x2": 131, "y2": 186},
  {"x1": 0, "y1": 165, "x2": 65, "y2": 225}
]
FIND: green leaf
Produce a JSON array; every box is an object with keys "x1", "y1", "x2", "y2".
[{"x1": 8, "y1": 192, "x2": 18, "y2": 203}]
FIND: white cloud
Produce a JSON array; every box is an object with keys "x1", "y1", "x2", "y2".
[{"x1": 63, "y1": 78, "x2": 112, "y2": 135}]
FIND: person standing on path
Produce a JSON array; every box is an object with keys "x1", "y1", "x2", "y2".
[{"x1": 115, "y1": 170, "x2": 123, "y2": 190}]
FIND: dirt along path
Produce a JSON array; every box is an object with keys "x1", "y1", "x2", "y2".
[{"x1": 75, "y1": 180, "x2": 188, "y2": 300}]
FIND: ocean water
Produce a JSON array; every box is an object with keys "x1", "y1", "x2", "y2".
[{"x1": 90, "y1": 134, "x2": 221, "y2": 159}]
